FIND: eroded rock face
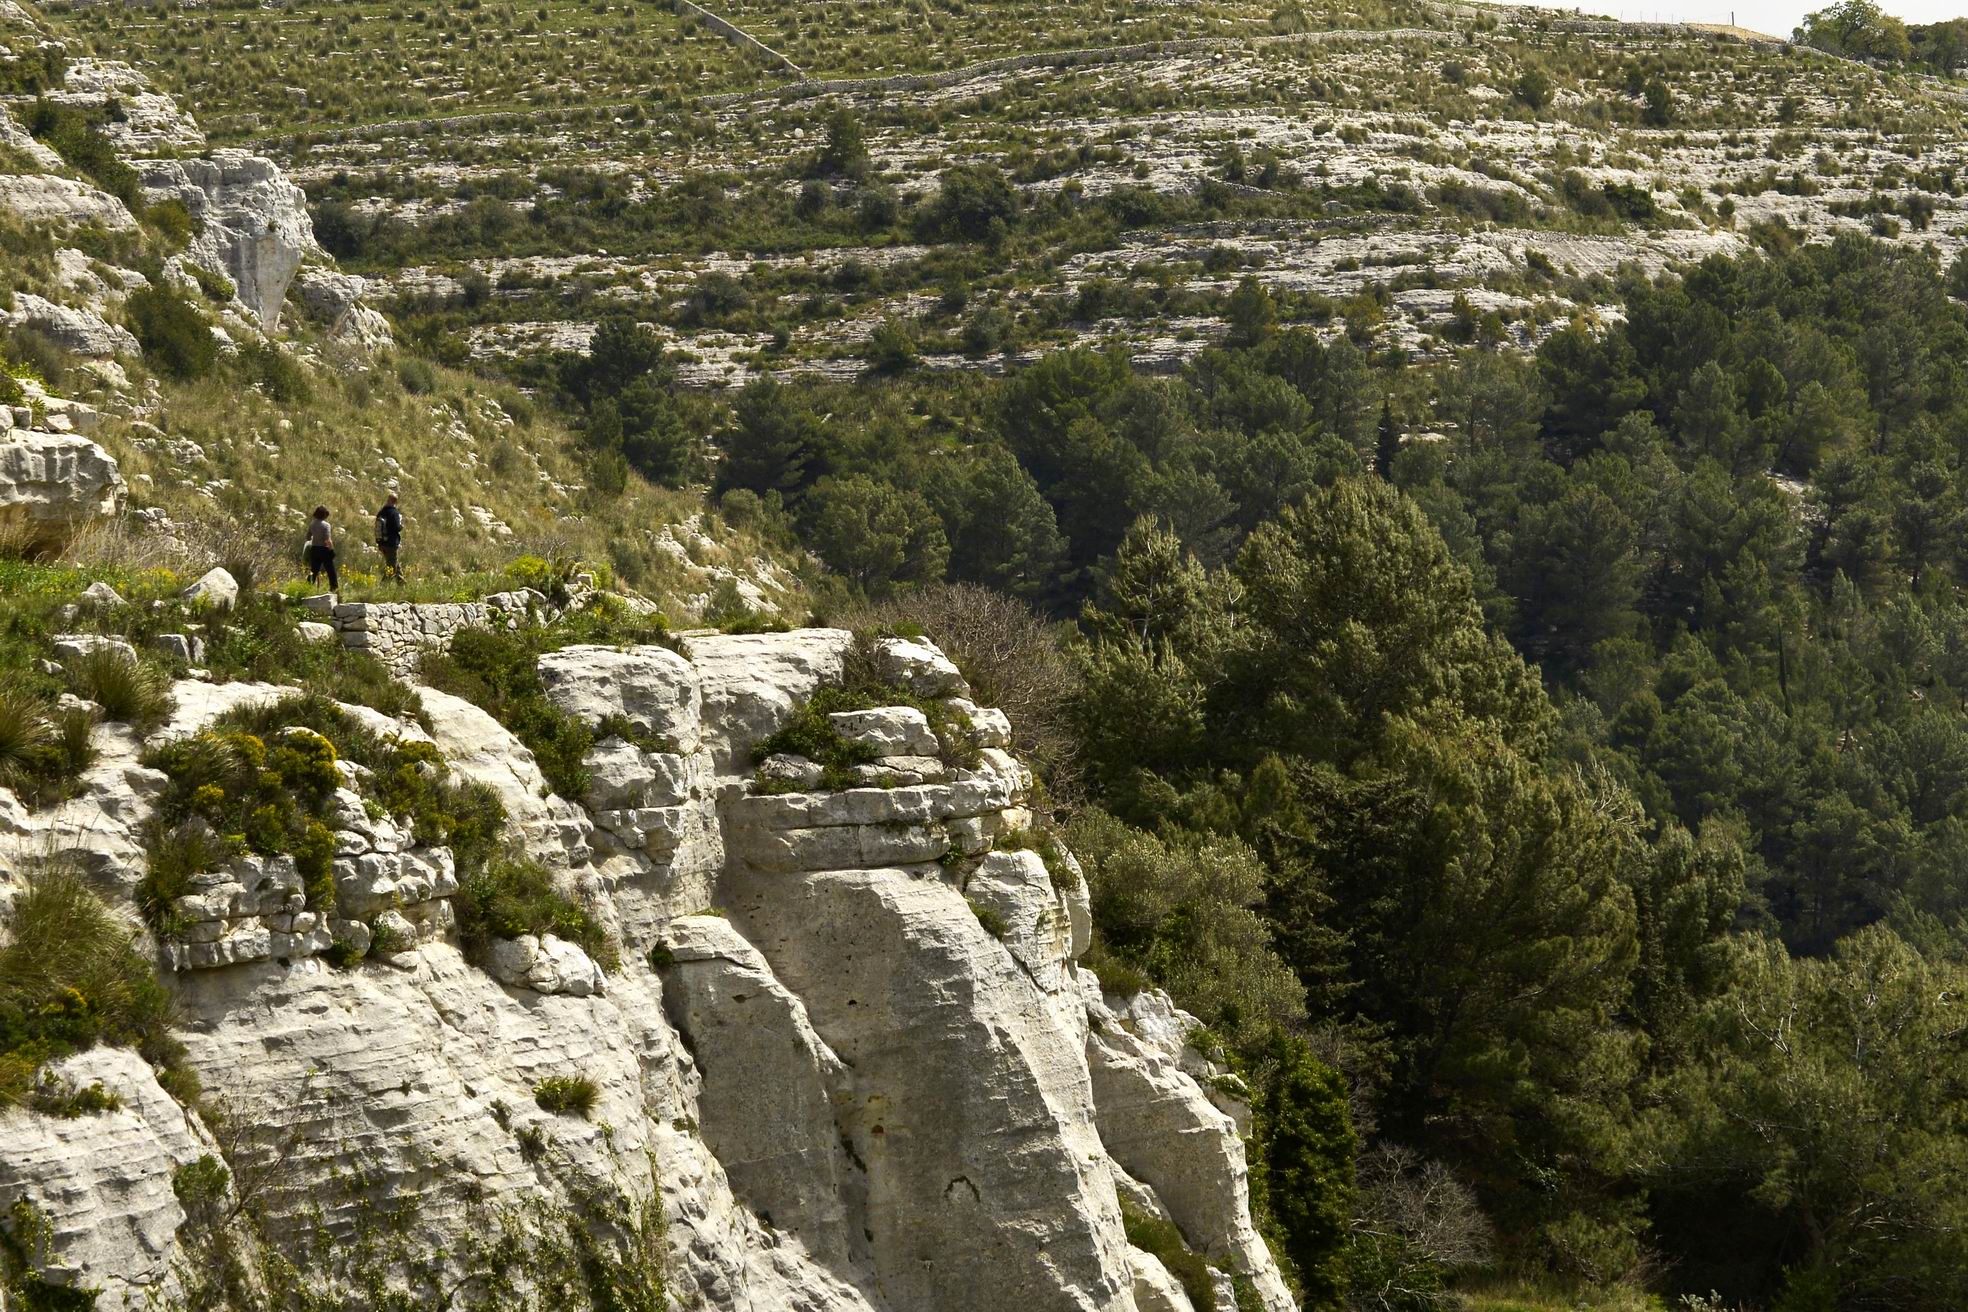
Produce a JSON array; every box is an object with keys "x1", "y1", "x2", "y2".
[
  {"x1": 728, "y1": 866, "x2": 1138, "y2": 1312},
  {"x1": 0, "y1": 431, "x2": 126, "y2": 552},
  {"x1": 0, "y1": 172, "x2": 137, "y2": 231},
  {"x1": 0, "y1": 1048, "x2": 218, "y2": 1312},
  {"x1": 686, "y1": 628, "x2": 853, "y2": 773},
  {"x1": 141, "y1": 150, "x2": 322, "y2": 327},
  {"x1": 4, "y1": 630, "x2": 1289, "y2": 1311}
]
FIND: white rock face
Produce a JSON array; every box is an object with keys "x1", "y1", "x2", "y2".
[
  {"x1": 538, "y1": 643, "x2": 701, "y2": 748},
  {"x1": 10, "y1": 631, "x2": 1289, "y2": 1312},
  {"x1": 141, "y1": 150, "x2": 323, "y2": 327},
  {"x1": 662, "y1": 915, "x2": 874, "y2": 1289},
  {"x1": 1086, "y1": 981, "x2": 1296, "y2": 1312},
  {"x1": 728, "y1": 866, "x2": 1138, "y2": 1312},
  {"x1": 0, "y1": 432, "x2": 126, "y2": 550},
  {"x1": 828, "y1": 705, "x2": 939, "y2": 757},
  {"x1": 416, "y1": 684, "x2": 593, "y2": 868},
  {"x1": 0, "y1": 1048, "x2": 220, "y2": 1312}
]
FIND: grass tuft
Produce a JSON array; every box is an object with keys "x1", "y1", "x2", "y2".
[
  {"x1": 66, "y1": 647, "x2": 174, "y2": 735},
  {"x1": 533, "y1": 1074, "x2": 600, "y2": 1118}
]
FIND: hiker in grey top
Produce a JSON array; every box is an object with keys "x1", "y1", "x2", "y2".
[{"x1": 305, "y1": 505, "x2": 339, "y2": 592}]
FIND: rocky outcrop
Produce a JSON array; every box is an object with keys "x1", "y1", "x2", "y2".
[
  {"x1": 295, "y1": 267, "x2": 393, "y2": 352},
  {"x1": 0, "y1": 431, "x2": 126, "y2": 551},
  {"x1": 1, "y1": 631, "x2": 1289, "y2": 1311},
  {"x1": 140, "y1": 150, "x2": 322, "y2": 327},
  {"x1": 50, "y1": 57, "x2": 205, "y2": 153},
  {"x1": 0, "y1": 172, "x2": 136, "y2": 231},
  {"x1": 2, "y1": 291, "x2": 141, "y2": 359}
]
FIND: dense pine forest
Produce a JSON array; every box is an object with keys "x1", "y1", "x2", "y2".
[{"x1": 532, "y1": 231, "x2": 1968, "y2": 1308}]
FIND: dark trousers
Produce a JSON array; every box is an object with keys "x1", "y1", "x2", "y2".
[
  {"x1": 307, "y1": 543, "x2": 339, "y2": 591},
  {"x1": 378, "y1": 540, "x2": 402, "y2": 580}
]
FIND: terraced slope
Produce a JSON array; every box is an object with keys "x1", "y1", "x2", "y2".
[{"x1": 43, "y1": 0, "x2": 1968, "y2": 387}]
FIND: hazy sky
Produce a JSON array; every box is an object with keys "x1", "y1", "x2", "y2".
[{"x1": 1513, "y1": 0, "x2": 1966, "y2": 39}]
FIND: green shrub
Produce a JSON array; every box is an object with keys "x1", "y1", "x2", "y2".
[
  {"x1": 419, "y1": 626, "x2": 594, "y2": 800},
  {"x1": 145, "y1": 198, "x2": 199, "y2": 248},
  {"x1": 137, "y1": 820, "x2": 236, "y2": 932},
  {"x1": 127, "y1": 285, "x2": 217, "y2": 380},
  {"x1": 533, "y1": 1073, "x2": 599, "y2": 1117},
  {"x1": 454, "y1": 857, "x2": 611, "y2": 969},
  {"x1": 139, "y1": 696, "x2": 503, "y2": 933},
  {"x1": 66, "y1": 646, "x2": 173, "y2": 734},
  {"x1": 967, "y1": 899, "x2": 1009, "y2": 938},
  {"x1": 22, "y1": 98, "x2": 138, "y2": 205},
  {"x1": 0, "y1": 679, "x2": 94, "y2": 808},
  {"x1": 0, "y1": 864, "x2": 178, "y2": 1108},
  {"x1": 27, "y1": 1072, "x2": 123, "y2": 1117},
  {"x1": 171, "y1": 1155, "x2": 231, "y2": 1210},
  {"x1": 1119, "y1": 1203, "x2": 1217, "y2": 1309},
  {"x1": 752, "y1": 703, "x2": 878, "y2": 790},
  {"x1": 1081, "y1": 941, "x2": 1152, "y2": 997},
  {"x1": 240, "y1": 340, "x2": 310, "y2": 402}
]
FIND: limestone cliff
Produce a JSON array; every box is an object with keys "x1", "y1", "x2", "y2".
[{"x1": 0, "y1": 629, "x2": 1291, "y2": 1312}]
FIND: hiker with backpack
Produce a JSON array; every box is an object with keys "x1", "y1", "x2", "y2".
[{"x1": 375, "y1": 492, "x2": 404, "y2": 583}]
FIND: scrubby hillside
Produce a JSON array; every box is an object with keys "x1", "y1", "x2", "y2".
[
  {"x1": 12, "y1": 0, "x2": 1968, "y2": 1310},
  {"x1": 1, "y1": 0, "x2": 802, "y2": 615}
]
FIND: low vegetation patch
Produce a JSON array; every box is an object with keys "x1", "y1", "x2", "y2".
[
  {"x1": 0, "y1": 865, "x2": 188, "y2": 1110},
  {"x1": 453, "y1": 856, "x2": 613, "y2": 971},
  {"x1": 532, "y1": 1074, "x2": 600, "y2": 1118},
  {"x1": 421, "y1": 620, "x2": 655, "y2": 802},
  {"x1": 0, "y1": 675, "x2": 95, "y2": 808},
  {"x1": 139, "y1": 693, "x2": 505, "y2": 938},
  {"x1": 66, "y1": 645, "x2": 174, "y2": 735}
]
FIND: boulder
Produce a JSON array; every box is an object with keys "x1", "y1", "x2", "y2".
[
  {"x1": 179, "y1": 567, "x2": 238, "y2": 610},
  {"x1": 685, "y1": 628, "x2": 853, "y2": 774},
  {"x1": 537, "y1": 643, "x2": 700, "y2": 749},
  {"x1": 294, "y1": 267, "x2": 392, "y2": 351},
  {"x1": 52, "y1": 634, "x2": 137, "y2": 664},
  {"x1": 1128, "y1": 1249, "x2": 1198, "y2": 1312},
  {"x1": 3, "y1": 293, "x2": 141, "y2": 359},
  {"x1": 0, "y1": 173, "x2": 137, "y2": 232},
  {"x1": 827, "y1": 706, "x2": 939, "y2": 757},
  {"x1": 0, "y1": 432, "x2": 126, "y2": 551},
  {"x1": 756, "y1": 752, "x2": 824, "y2": 790},
  {"x1": 79, "y1": 581, "x2": 126, "y2": 608},
  {"x1": 485, "y1": 932, "x2": 603, "y2": 996},
  {"x1": 964, "y1": 848, "x2": 1072, "y2": 991},
  {"x1": 149, "y1": 633, "x2": 204, "y2": 663},
  {"x1": 871, "y1": 636, "x2": 968, "y2": 698},
  {"x1": 582, "y1": 737, "x2": 658, "y2": 811}
]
